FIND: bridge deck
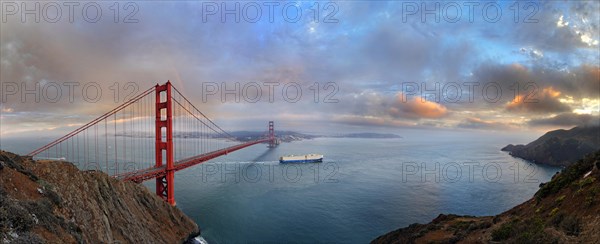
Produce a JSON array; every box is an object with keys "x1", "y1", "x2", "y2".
[{"x1": 115, "y1": 138, "x2": 271, "y2": 183}]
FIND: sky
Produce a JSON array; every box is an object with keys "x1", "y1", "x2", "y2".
[{"x1": 1, "y1": 0, "x2": 599, "y2": 138}]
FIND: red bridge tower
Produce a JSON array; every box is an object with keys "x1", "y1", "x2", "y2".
[
  {"x1": 268, "y1": 121, "x2": 276, "y2": 148},
  {"x1": 155, "y1": 81, "x2": 175, "y2": 205}
]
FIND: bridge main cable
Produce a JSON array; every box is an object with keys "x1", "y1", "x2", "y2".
[
  {"x1": 171, "y1": 86, "x2": 237, "y2": 141},
  {"x1": 27, "y1": 86, "x2": 156, "y2": 157}
]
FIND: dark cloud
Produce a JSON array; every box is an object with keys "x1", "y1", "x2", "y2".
[
  {"x1": 511, "y1": 1, "x2": 600, "y2": 52},
  {"x1": 471, "y1": 63, "x2": 600, "y2": 101},
  {"x1": 356, "y1": 22, "x2": 478, "y2": 84},
  {"x1": 528, "y1": 112, "x2": 600, "y2": 127},
  {"x1": 505, "y1": 87, "x2": 571, "y2": 114}
]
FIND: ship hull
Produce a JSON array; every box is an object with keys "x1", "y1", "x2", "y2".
[
  {"x1": 279, "y1": 154, "x2": 323, "y2": 163},
  {"x1": 279, "y1": 158, "x2": 323, "y2": 163}
]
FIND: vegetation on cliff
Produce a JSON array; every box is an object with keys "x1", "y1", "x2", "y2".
[
  {"x1": 0, "y1": 150, "x2": 199, "y2": 243},
  {"x1": 372, "y1": 150, "x2": 600, "y2": 243}
]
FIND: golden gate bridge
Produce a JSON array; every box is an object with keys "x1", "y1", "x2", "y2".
[{"x1": 27, "y1": 81, "x2": 276, "y2": 205}]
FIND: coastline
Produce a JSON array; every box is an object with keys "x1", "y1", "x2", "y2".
[{"x1": 372, "y1": 150, "x2": 600, "y2": 243}]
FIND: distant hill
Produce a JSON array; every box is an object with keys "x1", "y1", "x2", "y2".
[
  {"x1": 331, "y1": 133, "x2": 402, "y2": 139},
  {"x1": 230, "y1": 131, "x2": 402, "y2": 141},
  {"x1": 502, "y1": 126, "x2": 600, "y2": 166},
  {"x1": 372, "y1": 150, "x2": 600, "y2": 243},
  {"x1": 230, "y1": 130, "x2": 317, "y2": 142}
]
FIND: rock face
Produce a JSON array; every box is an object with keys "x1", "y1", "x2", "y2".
[
  {"x1": 501, "y1": 126, "x2": 600, "y2": 166},
  {"x1": 372, "y1": 150, "x2": 600, "y2": 243},
  {"x1": 0, "y1": 150, "x2": 199, "y2": 243}
]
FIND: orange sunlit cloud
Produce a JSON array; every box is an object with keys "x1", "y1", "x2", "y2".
[
  {"x1": 506, "y1": 86, "x2": 570, "y2": 113},
  {"x1": 390, "y1": 93, "x2": 448, "y2": 119}
]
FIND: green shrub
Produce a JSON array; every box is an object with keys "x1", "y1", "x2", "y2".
[
  {"x1": 561, "y1": 216, "x2": 581, "y2": 236},
  {"x1": 10, "y1": 232, "x2": 44, "y2": 244},
  {"x1": 478, "y1": 221, "x2": 492, "y2": 229},
  {"x1": 555, "y1": 195, "x2": 566, "y2": 204},
  {"x1": 23, "y1": 199, "x2": 61, "y2": 234},
  {"x1": 578, "y1": 177, "x2": 596, "y2": 187},
  {"x1": 35, "y1": 179, "x2": 62, "y2": 206},
  {"x1": 515, "y1": 218, "x2": 545, "y2": 243},
  {"x1": 492, "y1": 222, "x2": 514, "y2": 241},
  {"x1": 46, "y1": 189, "x2": 62, "y2": 206},
  {"x1": 551, "y1": 212, "x2": 565, "y2": 227},
  {"x1": 516, "y1": 231, "x2": 534, "y2": 243},
  {"x1": 450, "y1": 221, "x2": 471, "y2": 231},
  {"x1": 4, "y1": 202, "x2": 34, "y2": 232},
  {"x1": 536, "y1": 154, "x2": 596, "y2": 199},
  {"x1": 62, "y1": 221, "x2": 83, "y2": 243},
  {"x1": 585, "y1": 196, "x2": 594, "y2": 207},
  {"x1": 549, "y1": 207, "x2": 559, "y2": 217},
  {"x1": 0, "y1": 205, "x2": 8, "y2": 233}
]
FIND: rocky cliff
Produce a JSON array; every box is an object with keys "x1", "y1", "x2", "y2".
[
  {"x1": 502, "y1": 126, "x2": 600, "y2": 166},
  {"x1": 0, "y1": 150, "x2": 199, "y2": 243},
  {"x1": 372, "y1": 150, "x2": 600, "y2": 243}
]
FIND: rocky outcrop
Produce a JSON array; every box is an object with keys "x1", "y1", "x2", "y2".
[
  {"x1": 372, "y1": 150, "x2": 600, "y2": 243},
  {"x1": 0, "y1": 150, "x2": 199, "y2": 243},
  {"x1": 502, "y1": 126, "x2": 600, "y2": 166}
]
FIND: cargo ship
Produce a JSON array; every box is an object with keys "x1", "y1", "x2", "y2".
[{"x1": 279, "y1": 154, "x2": 323, "y2": 163}]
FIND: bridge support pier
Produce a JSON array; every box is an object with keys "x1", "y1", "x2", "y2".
[{"x1": 155, "y1": 81, "x2": 176, "y2": 206}]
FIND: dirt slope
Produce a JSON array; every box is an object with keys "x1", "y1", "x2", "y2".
[{"x1": 0, "y1": 150, "x2": 199, "y2": 243}]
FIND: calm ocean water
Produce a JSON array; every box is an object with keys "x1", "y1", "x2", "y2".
[{"x1": 3, "y1": 131, "x2": 560, "y2": 243}]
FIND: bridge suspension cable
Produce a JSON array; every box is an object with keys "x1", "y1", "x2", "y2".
[
  {"x1": 27, "y1": 86, "x2": 157, "y2": 175},
  {"x1": 27, "y1": 81, "x2": 276, "y2": 205}
]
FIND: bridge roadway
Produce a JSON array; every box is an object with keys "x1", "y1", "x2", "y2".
[{"x1": 115, "y1": 138, "x2": 271, "y2": 183}]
